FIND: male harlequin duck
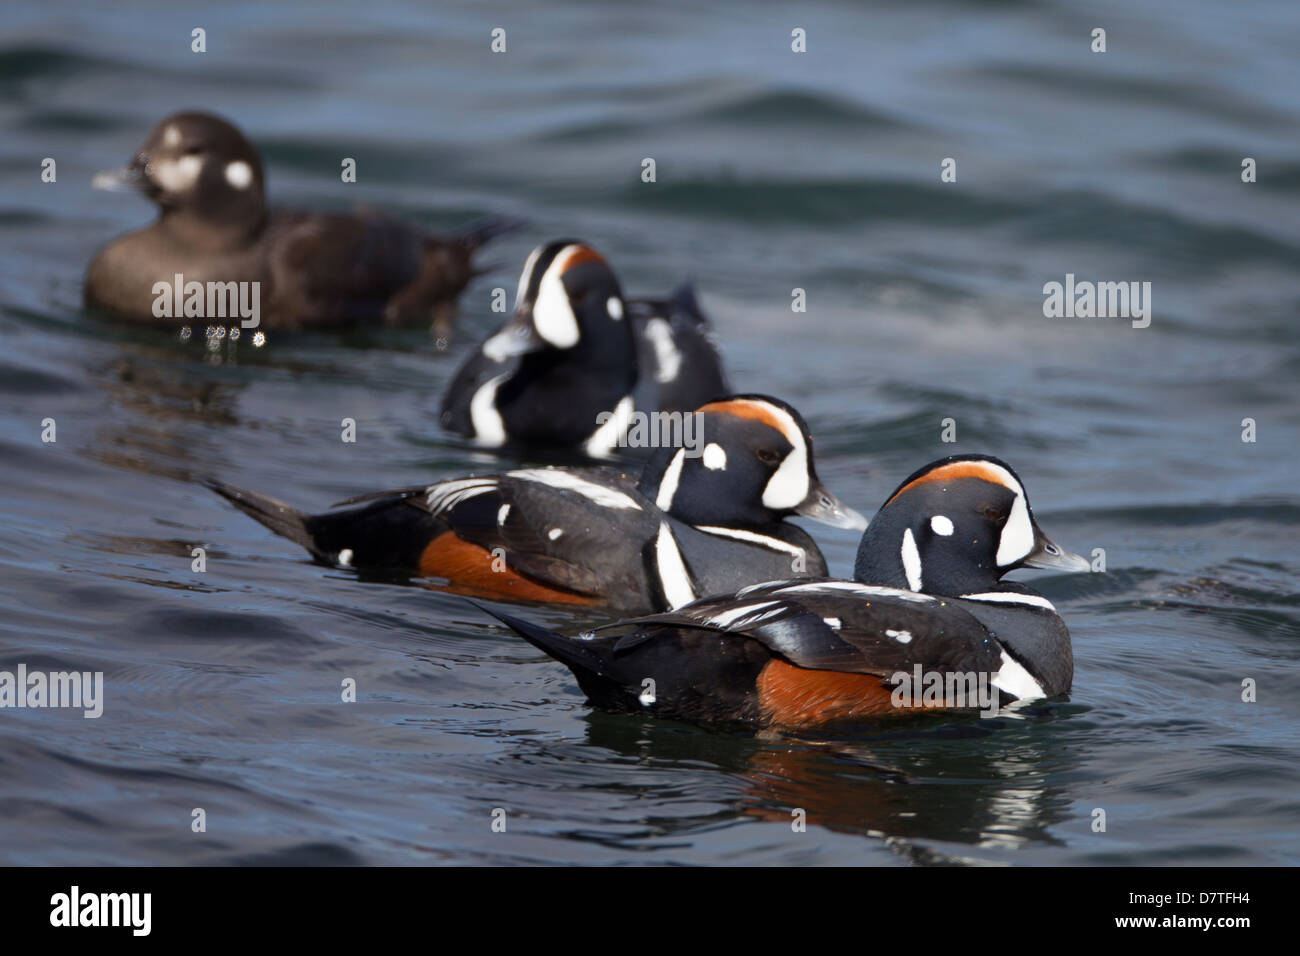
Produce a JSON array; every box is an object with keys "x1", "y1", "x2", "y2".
[
  {"x1": 440, "y1": 241, "x2": 733, "y2": 456},
  {"x1": 627, "y1": 282, "x2": 729, "y2": 415},
  {"x1": 209, "y1": 395, "x2": 866, "y2": 613},
  {"x1": 85, "y1": 110, "x2": 521, "y2": 337},
  {"x1": 482, "y1": 455, "x2": 1092, "y2": 729},
  {"x1": 440, "y1": 239, "x2": 636, "y2": 456}
]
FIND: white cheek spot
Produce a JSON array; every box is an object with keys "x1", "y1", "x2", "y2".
[
  {"x1": 497, "y1": 504, "x2": 511, "y2": 526},
  {"x1": 548, "y1": 528, "x2": 563, "y2": 541},
  {"x1": 930, "y1": 515, "x2": 954, "y2": 536},
  {"x1": 606, "y1": 296, "x2": 623, "y2": 319},
  {"x1": 224, "y1": 159, "x2": 253, "y2": 190},
  {"x1": 702, "y1": 442, "x2": 727, "y2": 471},
  {"x1": 900, "y1": 528, "x2": 923, "y2": 592},
  {"x1": 163, "y1": 125, "x2": 181, "y2": 147},
  {"x1": 337, "y1": 549, "x2": 354, "y2": 568},
  {"x1": 886, "y1": 628, "x2": 913, "y2": 644}
]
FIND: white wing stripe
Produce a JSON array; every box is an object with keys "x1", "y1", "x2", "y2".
[{"x1": 507, "y1": 467, "x2": 642, "y2": 510}]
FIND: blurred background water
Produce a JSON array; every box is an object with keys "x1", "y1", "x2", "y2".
[{"x1": 0, "y1": 0, "x2": 1297, "y2": 865}]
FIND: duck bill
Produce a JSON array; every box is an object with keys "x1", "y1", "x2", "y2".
[
  {"x1": 91, "y1": 159, "x2": 149, "y2": 195},
  {"x1": 794, "y1": 482, "x2": 869, "y2": 531},
  {"x1": 1021, "y1": 527, "x2": 1091, "y2": 572},
  {"x1": 480, "y1": 312, "x2": 544, "y2": 362}
]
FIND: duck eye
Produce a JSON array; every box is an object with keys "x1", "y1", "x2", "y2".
[
  {"x1": 982, "y1": 505, "x2": 1007, "y2": 525},
  {"x1": 756, "y1": 448, "x2": 781, "y2": 465},
  {"x1": 183, "y1": 145, "x2": 203, "y2": 156}
]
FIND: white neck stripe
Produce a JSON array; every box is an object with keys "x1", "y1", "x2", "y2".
[
  {"x1": 585, "y1": 395, "x2": 633, "y2": 459},
  {"x1": 900, "y1": 528, "x2": 923, "y2": 591},
  {"x1": 960, "y1": 591, "x2": 1056, "y2": 610},
  {"x1": 693, "y1": 525, "x2": 806, "y2": 558},
  {"x1": 655, "y1": 447, "x2": 687, "y2": 511}
]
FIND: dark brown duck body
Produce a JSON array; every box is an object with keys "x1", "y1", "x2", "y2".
[{"x1": 84, "y1": 110, "x2": 519, "y2": 336}]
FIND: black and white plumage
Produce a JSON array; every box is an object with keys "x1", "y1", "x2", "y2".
[
  {"x1": 627, "y1": 282, "x2": 729, "y2": 416},
  {"x1": 210, "y1": 395, "x2": 865, "y2": 614},
  {"x1": 440, "y1": 243, "x2": 735, "y2": 457},
  {"x1": 482, "y1": 454, "x2": 1089, "y2": 729},
  {"x1": 440, "y1": 239, "x2": 638, "y2": 457}
]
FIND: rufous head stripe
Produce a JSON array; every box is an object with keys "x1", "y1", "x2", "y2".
[
  {"x1": 886, "y1": 461, "x2": 1019, "y2": 506},
  {"x1": 696, "y1": 399, "x2": 798, "y2": 446}
]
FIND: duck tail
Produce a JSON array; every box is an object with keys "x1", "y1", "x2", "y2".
[
  {"x1": 206, "y1": 479, "x2": 318, "y2": 555},
  {"x1": 472, "y1": 601, "x2": 613, "y2": 679}
]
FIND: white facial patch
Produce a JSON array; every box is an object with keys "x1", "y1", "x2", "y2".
[
  {"x1": 337, "y1": 548, "x2": 354, "y2": 568},
  {"x1": 530, "y1": 245, "x2": 584, "y2": 349},
  {"x1": 898, "y1": 459, "x2": 1037, "y2": 569},
  {"x1": 930, "y1": 515, "x2": 954, "y2": 536},
  {"x1": 923, "y1": 459, "x2": 1033, "y2": 567},
  {"x1": 655, "y1": 448, "x2": 686, "y2": 511},
  {"x1": 748, "y1": 402, "x2": 810, "y2": 511},
  {"x1": 901, "y1": 528, "x2": 923, "y2": 591},
  {"x1": 702, "y1": 442, "x2": 727, "y2": 471},
  {"x1": 548, "y1": 528, "x2": 563, "y2": 541},
  {"x1": 224, "y1": 159, "x2": 253, "y2": 190},
  {"x1": 497, "y1": 504, "x2": 511, "y2": 526},
  {"x1": 152, "y1": 154, "x2": 203, "y2": 193},
  {"x1": 996, "y1": 487, "x2": 1035, "y2": 567},
  {"x1": 606, "y1": 296, "x2": 623, "y2": 320},
  {"x1": 163, "y1": 125, "x2": 182, "y2": 147}
]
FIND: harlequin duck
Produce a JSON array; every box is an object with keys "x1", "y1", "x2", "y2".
[
  {"x1": 627, "y1": 282, "x2": 729, "y2": 415},
  {"x1": 482, "y1": 454, "x2": 1091, "y2": 729},
  {"x1": 440, "y1": 239, "x2": 638, "y2": 456},
  {"x1": 85, "y1": 110, "x2": 521, "y2": 338},
  {"x1": 209, "y1": 395, "x2": 866, "y2": 613}
]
